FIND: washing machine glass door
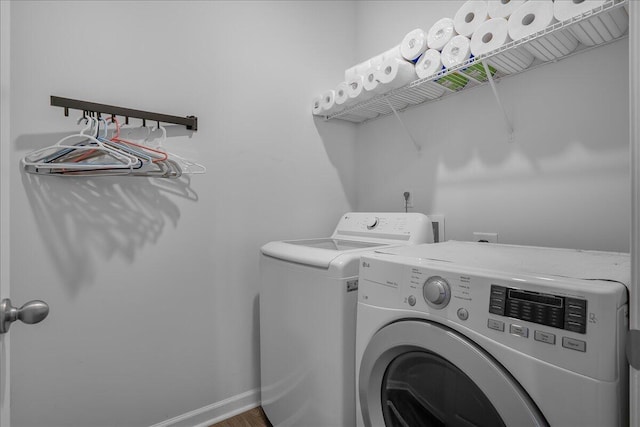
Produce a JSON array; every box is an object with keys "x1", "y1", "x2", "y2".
[{"x1": 359, "y1": 320, "x2": 549, "y2": 427}]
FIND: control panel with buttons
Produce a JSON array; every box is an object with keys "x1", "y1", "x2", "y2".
[{"x1": 489, "y1": 285, "x2": 587, "y2": 334}]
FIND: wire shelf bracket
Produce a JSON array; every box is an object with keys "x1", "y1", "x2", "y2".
[
  {"x1": 482, "y1": 61, "x2": 514, "y2": 143},
  {"x1": 50, "y1": 96, "x2": 198, "y2": 131},
  {"x1": 385, "y1": 98, "x2": 422, "y2": 152}
]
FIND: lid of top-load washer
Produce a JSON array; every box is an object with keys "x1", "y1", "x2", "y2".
[
  {"x1": 261, "y1": 239, "x2": 388, "y2": 268},
  {"x1": 373, "y1": 241, "x2": 631, "y2": 286},
  {"x1": 260, "y1": 212, "x2": 432, "y2": 269}
]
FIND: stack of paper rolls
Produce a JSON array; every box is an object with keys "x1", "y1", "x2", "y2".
[
  {"x1": 416, "y1": 48, "x2": 469, "y2": 92},
  {"x1": 554, "y1": 0, "x2": 628, "y2": 46},
  {"x1": 508, "y1": 0, "x2": 578, "y2": 62},
  {"x1": 441, "y1": 35, "x2": 497, "y2": 83},
  {"x1": 470, "y1": 17, "x2": 534, "y2": 74}
]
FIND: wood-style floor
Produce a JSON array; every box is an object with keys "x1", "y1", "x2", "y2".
[{"x1": 210, "y1": 407, "x2": 272, "y2": 427}]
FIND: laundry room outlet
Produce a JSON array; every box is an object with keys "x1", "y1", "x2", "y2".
[
  {"x1": 402, "y1": 190, "x2": 413, "y2": 208},
  {"x1": 473, "y1": 232, "x2": 498, "y2": 243}
]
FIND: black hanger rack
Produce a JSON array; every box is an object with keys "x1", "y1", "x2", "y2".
[{"x1": 50, "y1": 96, "x2": 198, "y2": 131}]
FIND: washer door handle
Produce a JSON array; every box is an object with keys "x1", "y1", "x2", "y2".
[{"x1": 0, "y1": 298, "x2": 49, "y2": 334}]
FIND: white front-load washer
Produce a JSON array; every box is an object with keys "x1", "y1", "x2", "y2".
[
  {"x1": 356, "y1": 241, "x2": 630, "y2": 427},
  {"x1": 259, "y1": 212, "x2": 432, "y2": 427}
]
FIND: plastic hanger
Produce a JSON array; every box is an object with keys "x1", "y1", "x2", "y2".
[
  {"x1": 22, "y1": 129, "x2": 139, "y2": 172},
  {"x1": 146, "y1": 124, "x2": 206, "y2": 175}
]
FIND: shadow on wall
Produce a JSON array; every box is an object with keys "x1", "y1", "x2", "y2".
[
  {"x1": 312, "y1": 117, "x2": 358, "y2": 210},
  {"x1": 18, "y1": 129, "x2": 199, "y2": 295}
]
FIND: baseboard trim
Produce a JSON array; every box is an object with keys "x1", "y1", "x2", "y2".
[{"x1": 149, "y1": 388, "x2": 261, "y2": 427}]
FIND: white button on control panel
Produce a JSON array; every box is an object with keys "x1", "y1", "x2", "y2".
[
  {"x1": 562, "y1": 337, "x2": 586, "y2": 352},
  {"x1": 509, "y1": 324, "x2": 529, "y2": 338},
  {"x1": 487, "y1": 319, "x2": 505, "y2": 332},
  {"x1": 534, "y1": 330, "x2": 556, "y2": 345}
]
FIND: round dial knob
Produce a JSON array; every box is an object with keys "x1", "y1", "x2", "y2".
[
  {"x1": 366, "y1": 216, "x2": 379, "y2": 230},
  {"x1": 423, "y1": 276, "x2": 451, "y2": 309}
]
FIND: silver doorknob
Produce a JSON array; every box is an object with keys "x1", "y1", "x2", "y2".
[{"x1": 0, "y1": 298, "x2": 49, "y2": 334}]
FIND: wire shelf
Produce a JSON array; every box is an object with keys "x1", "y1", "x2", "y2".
[{"x1": 323, "y1": 0, "x2": 629, "y2": 124}]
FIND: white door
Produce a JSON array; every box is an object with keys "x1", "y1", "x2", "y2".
[
  {"x1": 630, "y1": 2, "x2": 640, "y2": 426},
  {"x1": 1, "y1": 2, "x2": 12, "y2": 426}
]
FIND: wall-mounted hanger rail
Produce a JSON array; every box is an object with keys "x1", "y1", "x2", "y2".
[{"x1": 50, "y1": 96, "x2": 198, "y2": 131}]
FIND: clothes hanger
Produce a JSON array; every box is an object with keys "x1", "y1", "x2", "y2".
[
  {"x1": 107, "y1": 117, "x2": 168, "y2": 163},
  {"x1": 146, "y1": 124, "x2": 206, "y2": 175},
  {"x1": 22, "y1": 115, "x2": 139, "y2": 174}
]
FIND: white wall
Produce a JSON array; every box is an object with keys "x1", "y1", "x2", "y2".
[
  {"x1": 352, "y1": 1, "x2": 630, "y2": 253},
  {"x1": 8, "y1": 2, "x2": 356, "y2": 427}
]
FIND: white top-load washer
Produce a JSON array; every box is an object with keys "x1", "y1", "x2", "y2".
[
  {"x1": 356, "y1": 241, "x2": 630, "y2": 427},
  {"x1": 260, "y1": 212, "x2": 432, "y2": 427}
]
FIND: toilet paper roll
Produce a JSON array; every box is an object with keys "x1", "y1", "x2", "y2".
[
  {"x1": 441, "y1": 35, "x2": 472, "y2": 69},
  {"x1": 346, "y1": 75, "x2": 373, "y2": 103},
  {"x1": 415, "y1": 49, "x2": 444, "y2": 79},
  {"x1": 442, "y1": 34, "x2": 498, "y2": 82},
  {"x1": 508, "y1": 0, "x2": 578, "y2": 61},
  {"x1": 427, "y1": 17, "x2": 457, "y2": 51},
  {"x1": 311, "y1": 95, "x2": 323, "y2": 116},
  {"x1": 487, "y1": 0, "x2": 526, "y2": 19},
  {"x1": 401, "y1": 28, "x2": 429, "y2": 62},
  {"x1": 454, "y1": 0, "x2": 489, "y2": 38},
  {"x1": 414, "y1": 49, "x2": 466, "y2": 92},
  {"x1": 344, "y1": 59, "x2": 372, "y2": 82},
  {"x1": 320, "y1": 90, "x2": 340, "y2": 115},
  {"x1": 554, "y1": 0, "x2": 628, "y2": 46},
  {"x1": 376, "y1": 57, "x2": 418, "y2": 92},
  {"x1": 362, "y1": 65, "x2": 384, "y2": 96},
  {"x1": 335, "y1": 82, "x2": 350, "y2": 107},
  {"x1": 470, "y1": 17, "x2": 534, "y2": 74}
]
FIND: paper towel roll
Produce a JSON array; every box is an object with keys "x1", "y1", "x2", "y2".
[
  {"x1": 554, "y1": 0, "x2": 628, "y2": 46},
  {"x1": 401, "y1": 28, "x2": 428, "y2": 62},
  {"x1": 311, "y1": 96, "x2": 323, "y2": 116},
  {"x1": 441, "y1": 35, "x2": 472, "y2": 69},
  {"x1": 470, "y1": 17, "x2": 534, "y2": 74},
  {"x1": 427, "y1": 18, "x2": 457, "y2": 51},
  {"x1": 415, "y1": 49, "x2": 444, "y2": 79},
  {"x1": 335, "y1": 82, "x2": 350, "y2": 107},
  {"x1": 508, "y1": 0, "x2": 578, "y2": 61},
  {"x1": 454, "y1": 0, "x2": 489, "y2": 38},
  {"x1": 377, "y1": 57, "x2": 418, "y2": 92},
  {"x1": 470, "y1": 17, "x2": 511, "y2": 55},
  {"x1": 344, "y1": 59, "x2": 372, "y2": 82},
  {"x1": 487, "y1": 0, "x2": 526, "y2": 19}
]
